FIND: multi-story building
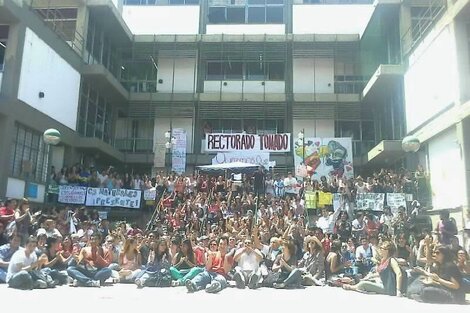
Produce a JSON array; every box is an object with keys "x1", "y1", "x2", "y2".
[{"x1": 0, "y1": 0, "x2": 468, "y2": 242}]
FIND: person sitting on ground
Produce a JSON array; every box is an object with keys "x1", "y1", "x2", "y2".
[
  {"x1": 233, "y1": 237, "x2": 263, "y2": 289},
  {"x1": 456, "y1": 249, "x2": 470, "y2": 293},
  {"x1": 272, "y1": 240, "x2": 302, "y2": 289},
  {"x1": 343, "y1": 240, "x2": 406, "y2": 296},
  {"x1": 412, "y1": 245, "x2": 465, "y2": 304},
  {"x1": 41, "y1": 236, "x2": 70, "y2": 285},
  {"x1": 325, "y1": 239, "x2": 352, "y2": 283},
  {"x1": 185, "y1": 237, "x2": 233, "y2": 293},
  {"x1": 135, "y1": 239, "x2": 172, "y2": 288},
  {"x1": 67, "y1": 234, "x2": 112, "y2": 287},
  {"x1": 117, "y1": 237, "x2": 142, "y2": 283},
  {"x1": 0, "y1": 234, "x2": 21, "y2": 283},
  {"x1": 299, "y1": 236, "x2": 325, "y2": 286},
  {"x1": 170, "y1": 238, "x2": 203, "y2": 286},
  {"x1": 6, "y1": 236, "x2": 47, "y2": 289},
  {"x1": 355, "y1": 236, "x2": 374, "y2": 275}
]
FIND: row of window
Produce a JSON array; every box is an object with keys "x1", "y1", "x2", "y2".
[
  {"x1": 124, "y1": 0, "x2": 371, "y2": 5},
  {"x1": 10, "y1": 124, "x2": 49, "y2": 184},
  {"x1": 208, "y1": 5, "x2": 283, "y2": 24},
  {"x1": 206, "y1": 61, "x2": 285, "y2": 80},
  {"x1": 202, "y1": 119, "x2": 284, "y2": 136},
  {"x1": 77, "y1": 83, "x2": 113, "y2": 143},
  {"x1": 124, "y1": 0, "x2": 199, "y2": 4}
]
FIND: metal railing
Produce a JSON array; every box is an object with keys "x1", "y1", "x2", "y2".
[{"x1": 401, "y1": 0, "x2": 447, "y2": 57}]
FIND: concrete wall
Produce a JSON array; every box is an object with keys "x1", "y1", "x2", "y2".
[
  {"x1": 157, "y1": 57, "x2": 197, "y2": 93},
  {"x1": 18, "y1": 28, "x2": 81, "y2": 130},
  {"x1": 293, "y1": 58, "x2": 334, "y2": 93},
  {"x1": 206, "y1": 24, "x2": 285, "y2": 35},
  {"x1": 292, "y1": 5, "x2": 374, "y2": 36},
  {"x1": 428, "y1": 127, "x2": 466, "y2": 210},
  {"x1": 122, "y1": 6, "x2": 200, "y2": 35},
  {"x1": 404, "y1": 25, "x2": 459, "y2": 133},
  {"x1": 6, "y1": 177, "x2": 46, "y2": 203}
]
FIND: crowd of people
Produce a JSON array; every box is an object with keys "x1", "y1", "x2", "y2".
[{"x1": 0, "y1": 165, "x2": 469, "y2": 305}]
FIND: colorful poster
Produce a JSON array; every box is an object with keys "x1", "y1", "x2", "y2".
[
  {"x1": 58, "y1": 185, "x2": 87, "y2": 204},
  {"x1": 85, "y1": 188, "x2": 142, "y2": 209},
  {"x1": 205, "y1": 133, "x2": 291, "y2": 152},
  {"x1": 172, "y1": 128, "x2": 186, "y2": 174},
  {"x1": 355, "y1": 193, "x2": 385, "y2": 211},
  {"x1": 294, "y1": 137, "x2": 354, "y2": 180},
  {"x1": 211, "y1": 151, "x2": 275, "y2": 169}
]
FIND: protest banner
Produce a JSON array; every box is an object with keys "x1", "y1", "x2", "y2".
[
  {"x1": 355, "y1": 193, "x2": 385, "y2": 211},
  {"x1": 85, "y1": 188, "x2": 142, "y2": 209},
  {"x1": 58, "y1": 185, "x2": 87, "y2": 204}
]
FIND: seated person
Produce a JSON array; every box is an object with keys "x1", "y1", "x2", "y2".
[
  {"x1": 325, "y1": 239, "x2": 352, "y2": 283},
  {"x1": 299, "y1": 236, "x2": 325, "y2": 286},
  {"x1": 41, "y1": 237, "x2": 70, "y2": 285},
  {"x1": 272, "y1": 240, "x2": 302, "y2": 289},
  {"x1": 456, "y1": 249, "x2": 470, "y2": 293},
  {"x1": 170, "y1": 239, "x2": 203, "y2": 286},
  {"x1": 118, "y1": 237, "x2": 142, "y2": 283},
  {"x1": 355, "y1": 237, "x2": 374, "y2": 275},
  {"x1": 135, "y1": 239, "x2": 172, "y2": 288},
  {"x1": 233, "y1": 237, "x2": 263, "y2": 289},
  {"x1": 67, "y1": 234, "x2": 112, "y2": 287},
  {"x1": 185, "y1": 237, "x2": 233, "y2": 293},
  {"x1": 343, "y1": 240, "x2": 406, "y2": 296},
  {"x1": 0, "y1": 234, "x2": 21, "y2": 283}
]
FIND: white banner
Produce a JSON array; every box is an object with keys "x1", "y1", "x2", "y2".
[
  {"x1": 153, "y1": 143, "x2": 166, "y2": 168},
  {"x1": 58, "y1": 185, "x2": 87, "y2": 204},
  {"x1": 355, "y1": 193, "x2": 385, "y2": 211},
  {"x1": 294, "y1": 137, "x2": 354, "y2": 180},
  {"x1": 211, "y1": 151, "x2": 275, "y2": 169},
  {"x1": 144, "y1": 188, "x2": 157, "y2": 201},
  {"x1": 85, "y1": 188, "x2": 142, "y2": 209},
  {"x1": 172, "y1": 128, "x2": 186, "y2": 174},
  {"x1": 205, "y1": 133, "x2": 291, "y2": 152},
  {"x1": 386, "y1": 193, "x2": 407, "y2": 213}
]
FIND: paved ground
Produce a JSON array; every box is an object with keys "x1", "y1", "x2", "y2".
[{"x1": 0, "y1": 284, "x2": 467, "y2": 312}]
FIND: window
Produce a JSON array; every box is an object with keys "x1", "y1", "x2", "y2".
[
  {"x1": 227, "y1": 7, "x2": 245, "y2": 23},
  {"x1": 206, "y1": 61, "x2": 284, "y2": 80},
  {"x1": 10, "y1": 124, "x2": 49, "y2": 183},
  {"x1": 362, "y1": 121, "x2": 375, "y2": 141},
  {"x1": 335, "y1": 121, "x2": 360, "y2": 140},
  {"x1": 208, "y1": 1, "x2": 284, "y2": 24},
  {"x1": 224, "y1": 62, "x2": 243, "y2": 79},
  {"x1": 207, "y1": 62, "x2": 223, "y2": 80},
  {"x1": 209, "y1": 7, "x2": 226, "y2": 23}
]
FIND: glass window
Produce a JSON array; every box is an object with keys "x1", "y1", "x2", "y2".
[
  {"x1": 248, "y1": 0, "x2": 265, "y2": 3},
  {"x1": 246, "y1": 62, "x2": 265, "y2": 80},
  {"x1": 169, "y1": 0, "x2": 185, "y2": 3},
  {"x1": 362, "y1": 121, "x2": 375, "y2": 141},
  {"x1": 208, "y1": 7, "x2": 226, "y2": 24},
  {"x1": 336, "y1": 121, "x2": 360, "y2": 140},
  {"x1": 227, "y1": 7, "x2": 245, "y2": 23},
  {"x1": 266, "y1": 7, "x2": 283, "y2": 23},
  {"x1": 247, "y1": 7, "x2": 265, "y2": 23},
  {"x1": 207, "y1": 62, "x2": 223, "y2": 80},
  {"x1": 268, "y1": 62, "x2": 284, "y2": 80},
  {"x1": 224, "y1": 62, "x2": 243, "y2": 79}
]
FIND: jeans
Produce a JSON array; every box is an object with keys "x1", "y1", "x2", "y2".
[
  {"x1": 234, "y1": 267, "x2": 261, "y2": 289},
  {"x1": 191, "y1": 270, "x2": 227, "y2": 292},
  {"x1": 355, "y1": 280, "x2": 385, "y2": 294},
  {"x1": 67, "y1": 266, "x2": 112, "y2": 286},
  {"x1": 0, "y1": 268, "x2": 7, "y2": 283},
  {"x1": 279, "y1": 269, "x2": 302, "y2": 287},
  {"x1": 170, "y1": 267, "x2": 204, "y2": 283},
  {"x1": 8, "y1": 270, "x2": 33, "y2": 289},
  {"x1": 42, "y1": 268, "x2": 69, "y2": 285},
  {"x1": 119, "y1": 269, "x2": 142, "y2": 283}
]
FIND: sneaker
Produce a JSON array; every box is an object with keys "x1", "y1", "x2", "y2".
[
  {"x1": 171, "y1": 280, "x2": 180, "y2": 287},
  {"x1": 248, "y1": 274, "x2": 258, "y2": 289},
  {"x1": 273, "y1": 282, "x2": 285, "y2": 289},
  {"x1": 136, "y1": 279, "x2": 144, "y2": 289},
  {"x1": 35, "y1": 280, "x2": 48, "y2": 289},
  {"x1": 205, "y1": 281, "x2": 221, "y2": 293},
  {"x1": 90, "y1": 280, "x2": 100, "y2": 288},
  {"x1": 233, "y1": 272, "x2": 245, "y2": 289},
  {"x1": 185, "y1": 280, "x2": 196, "y2": 293}
]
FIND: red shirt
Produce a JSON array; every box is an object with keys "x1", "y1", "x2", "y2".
[{"x1": 0, "y1": 207, "x2": 15, "y2": 223}]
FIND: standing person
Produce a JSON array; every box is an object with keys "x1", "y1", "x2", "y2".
[
  {"x1": 253, "y1": 167, "x2": 266, "y2": 196},
  {"x1": 6, "y1": 236, "x2": 46, "y2": 289},
  {"x1": 0, "y1": 234, "x2": 21, "y2": 283},
  {"x1": 14, "y1": 198, "x2": 32, "y2": 241},
  {"x1": 185, "y1": 237, "x2": 233, "y2": 293},
  {"x1": 284, "y1": 173, "x2": 297, "y2": 198},
  {"x1": 435, "y1": 210, "x2": 457, "y2": 245},
  {"x1": 0, "y1": 199, "x2": 16, "y2": 228}
]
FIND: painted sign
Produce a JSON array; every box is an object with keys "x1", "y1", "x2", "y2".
[
  {"x1": 211, "y1": 151, "x2": 275, "y2": 169},
  {"x1": 172, "y1": 128, "x2": 187, "y2": 174}
]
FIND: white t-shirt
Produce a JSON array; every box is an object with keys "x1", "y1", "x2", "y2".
[
  {"x1": 284, "y1": 177, "x2": 297, "y2": 194},
  {"x1": 238, "y1": 249, "x2": 260, "y2": 271},
  {"x1": 6, "y1": 249, "x2": 37, "y2": 282}
]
